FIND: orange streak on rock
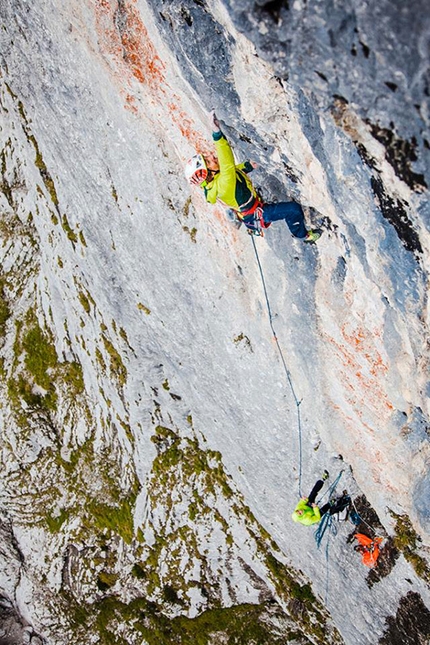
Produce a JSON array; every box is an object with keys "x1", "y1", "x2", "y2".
[
  {"x1": 208, "y1": 205, "x2": 243, "y2": 243},
  {"x1": 341, "y1": 324, "x2": 388, "y2": 377},
  {"x1": 168, "y1": 100, "x2": 214, "y2": 155},
  {"x1": 325, "y1": 331, "x2": 394, "y2": 416},
  {"x1": 118, "y1": 0, "x2": 166, "y2": 92},
  {"x1": 93, "y1": 1, "x2": 209, "y2": 154},
  {"x1": 94, "y1": 0, "x2": 166, "y2": 101},
  {"x1": 93, "y1": 0, "x2": 224, "y2": 232},
  {"x1": 125, "y1": 94, "x2": 139, "y2": 113},
  {"x1": 94, "y1": 0, "x2": 124, "y2": 61}
]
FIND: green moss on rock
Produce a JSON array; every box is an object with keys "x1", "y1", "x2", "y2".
[
  {"x1": 6, "y1": 309, "x2": 86, "y2": 422},
  {"x1": 0, "y1": 278, "x2": 11, "y2": 336},
  {"x1": 78, "y1": 291, "x2": 92, "y2": 314},
  {"x1": 22, "y1": 319, "x2": 58, "y2": 390},
  {"x1": 102, "y1": 334, "x2": 127, "y2": 386},
  {"x1": 61, "y1": 360, "x2": 85, "y2": 396},
  {"x1": 391, "y1": 511, "x2": 430, "y2": 584},
  {"x1": 46, "y1": 508, "x2": 68, "y2": 533},
  {"x1": 88, "y1": 495, "x2": 136, "y2": 545},
  {"x1": 137, "y1": 302, "x2": 151, "y2": 315},
  {"x1": 67, "y1": 594, "x2": 310, "y2": 645},
  {"x1": 97, "y1": 571, "x2": 119, "y2": 591}
]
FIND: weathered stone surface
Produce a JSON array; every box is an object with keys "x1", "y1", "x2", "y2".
[{"x1": 0, "y1": 0, "x2": 429, "y2": 643}]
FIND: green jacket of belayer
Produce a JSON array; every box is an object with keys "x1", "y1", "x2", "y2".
[{"x1": 291, "y1": 498, "x2": 322, "y2": 526}]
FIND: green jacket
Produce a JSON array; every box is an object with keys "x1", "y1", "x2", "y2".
[
  {"x1": 291, "y1": 498, "x2": 322, "y2": 526},
  {"x1": 203, "y1": 132, "x2": 258, "y2": 212}
]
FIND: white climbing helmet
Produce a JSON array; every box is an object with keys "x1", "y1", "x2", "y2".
[{"x1": 184, "y1": 153, "x2": 208, "y2": 185}]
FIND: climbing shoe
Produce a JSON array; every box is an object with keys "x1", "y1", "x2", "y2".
[
  {"x1": 322, "y1": 470, "x2": 329, "y2": 481},
  {"x1": 304, "y1": 229, "x2": 322, "y2": 243}
]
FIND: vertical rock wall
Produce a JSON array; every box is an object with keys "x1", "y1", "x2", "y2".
[{"x1": 0, "y1": 1, "x2": 429, "y2": 643}]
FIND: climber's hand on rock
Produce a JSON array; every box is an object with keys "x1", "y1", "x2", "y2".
[{"x1": 209, "y1": 109, "x2": 221, "y2": 132}]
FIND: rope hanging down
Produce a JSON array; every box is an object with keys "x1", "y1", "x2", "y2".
[
  {"x1": 251, "y1": 236, "x2": 304, "y2": 496},
  {"x1": 314, "y1": 470, "x2": 344, "y2": 549},
  {"x1": 349, "y1": 497, "x2": 378, "y2": 535},
  {"x1": 314, "y1": 470, "x2": 344, "y2": 604}
]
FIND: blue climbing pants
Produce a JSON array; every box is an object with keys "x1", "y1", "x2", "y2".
[{"x1": 262, "y1": 202, "x2": 307, "y2": 238}]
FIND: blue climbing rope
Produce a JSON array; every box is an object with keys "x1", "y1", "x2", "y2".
[
  {"x1": 314, "y1": 470, "x2": 344, "y2": 548},
  {"x1": 251, "y1": 236, "x2": 304, "y2": 496},
  {"x1": 315, "y1": 470, "x2": 344, "y2": 510},
  {"x1": 324, "y1": 531, "x2": 331, "y2": 605},
  {"x1": 250, "y1": 238, "x2": 350, "y2": 606},
  {"x1": 314, "y1": 470, "x2": 344, "y2": 604}
]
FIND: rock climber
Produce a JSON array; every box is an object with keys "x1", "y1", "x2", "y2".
[
  {"x1": 185, "y1": 110, "x2": 321, "y2": 242},
  {"x1": 292, "y1": 471, "x2": 350, "y2": 525}
]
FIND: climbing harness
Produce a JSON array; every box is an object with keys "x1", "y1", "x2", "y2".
[
  {"x1": 239, "y1": 195, "x2": 263, "y2": 217},
  {"x1": 250, "y1": 235, "x2": 303, "y2": 496},
  {"x1": 237, "y1": 194, "x2": 271, "y2": 237}
]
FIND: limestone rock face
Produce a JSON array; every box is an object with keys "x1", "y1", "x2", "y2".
[{"x1": 0, "y1": 1, "x2": 429, "y2": 643}]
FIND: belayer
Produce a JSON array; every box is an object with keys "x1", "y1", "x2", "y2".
[
  {"x1": 292, "y1": 471, "x2": 350, "y2": 525},
  {"x1": 185, "y1": 110, "x2": 321, "y2": 242}
]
